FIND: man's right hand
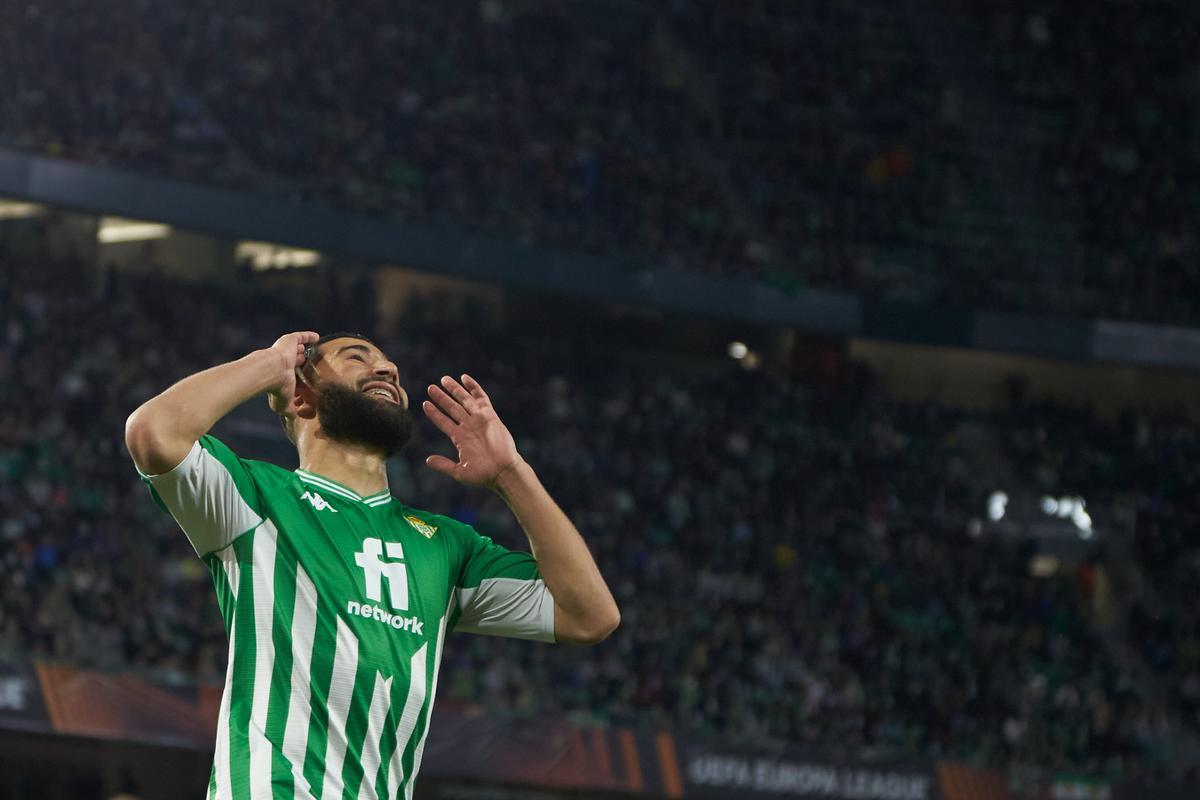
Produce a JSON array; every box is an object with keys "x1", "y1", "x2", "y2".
[
  {"x1": 267, "y1": 331, "x2": 320, "y2": 415},
  {"x1": 127, "y1": 330, "x2": 321, "y2": 476}
]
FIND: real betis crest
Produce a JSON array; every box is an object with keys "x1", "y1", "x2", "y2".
[{"x1": 405, "y1": 515, "x2": 438, "y2": 539}]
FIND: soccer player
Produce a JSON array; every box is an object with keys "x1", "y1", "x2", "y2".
[{"x1": 124, "y1": 331, "x2": 620, "y2": 800}]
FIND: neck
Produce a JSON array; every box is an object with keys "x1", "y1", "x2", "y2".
[{"x1": 297, "y1": 434, "x2": 389, "y2": 498}]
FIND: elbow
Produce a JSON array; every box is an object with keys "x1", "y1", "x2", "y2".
[
  {"x1": 598, "y1": 605, "x2": 621, "y2": 641},
  {"x1": 555, "y1": 601, "x2": 620, "y2": 646},
  {"x1": 581, "y1": 603, "x2": 621, "y2": 645}
]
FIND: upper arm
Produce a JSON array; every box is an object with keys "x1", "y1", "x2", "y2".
[
  {"x1": 453, "y1": 527, "x2": 556, "y2": 643},
  {"x1": 135, "y1": 435, "x2": 265, "y2": 557}
]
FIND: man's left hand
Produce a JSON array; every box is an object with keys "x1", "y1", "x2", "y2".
[{"x1": 422, "y1": 374, "x2": 525, "y2": 490}]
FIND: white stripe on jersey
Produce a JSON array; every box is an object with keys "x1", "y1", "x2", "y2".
[
  {"x1": 218, "y1": 547, "x2": 241, "y2": 603},
  {"x1": 249, "y1": 522, "x2": 280, "y2": 799},
  {"x1": 214, "y1": 614, "x2": 237, "y2": 800},
  {"x1": 282, "y1": 565, "x2": 320, "y2": 800},
  {"x1": 386, "y1": 642, "x2": 429, "y2": 797},
  {"x1": 404, "y1": 597, "x2": 453, "y2": 800},
  {"x1": 357, "y1": 672, "x2": 395, "y2": 800},
  {"x1": 213, "y1": 548, "x2": 240, "y2": 800},
  {"x1": 320, "y1": 617, "x2": 361, "y2": 800}
]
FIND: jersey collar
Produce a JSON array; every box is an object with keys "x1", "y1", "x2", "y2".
[{"x1": 295, "y1": 469, "x2": 393, "y2": 507}]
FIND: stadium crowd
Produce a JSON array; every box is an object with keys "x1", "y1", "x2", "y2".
[
  {"x1": 0, "y1": 248, "x2": 1187, "y2": 779},
  {"x1": 999, "y1": 397, "x2": 1200, "y2": 737},
  {"x1": 15, "y1": 0, "x2": 1198, "y2": 323},
  {"x1": 968, "y1": 0, "x2": 1200, "y2": 325}
]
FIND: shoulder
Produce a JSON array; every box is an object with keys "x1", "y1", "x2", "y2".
[
  {"x1": 241, "y1": 456, "x2": 300, "y2": 485},
  {"x1": 200, "y1": 435, "x2": 293, "y2": 479},
  {"x1": 194, "y1": 435, "x2": 303, "y2": 503}
]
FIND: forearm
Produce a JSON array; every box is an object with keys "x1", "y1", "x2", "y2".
[
  {"x1": 125, "y1": 349, "x2": 283, "y2": 474},
  {"x1": 493, "y1": 462, "x2": 620, "y2": 643}
]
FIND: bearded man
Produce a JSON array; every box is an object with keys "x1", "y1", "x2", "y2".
[{"x1": 125, "y1": 330, "x2": 619, "y2": 800}]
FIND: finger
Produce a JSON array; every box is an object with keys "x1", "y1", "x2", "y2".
[
  {"x1": 460, "y1": 373, "x2": 491, "y2": 404},
  {"x1": 428, "y1": 383, "x2": 469, "y2": 423},
  {"x1": 295, "y1": 365, "x2": 316, "y2": 389},
  {"x1": 295, "y1": 331, "x2": 320, "y2": 343},
  {"x1": 440, "y1": 375, "x2": 479, "y2": 413},
  {"x1": 425, "y1": 454, "x2": 457, "y2": 477},
  {"x1": 422, "y1": 399, "x2": 458, "y2": 437}
]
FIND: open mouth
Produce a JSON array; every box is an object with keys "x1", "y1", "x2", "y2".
[{"x1": 361, "y1": 382, "x2": 401, "y2": 404}]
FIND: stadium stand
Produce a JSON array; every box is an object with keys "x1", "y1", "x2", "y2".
[
  {"x1": 2, "y1": 1, "x2": 1200, "y2": 793},
  {"x1": 6, "y1": 0, "x2": 1194, "y2": 324},
  {"x1": 962, "y1": 0, "x2": 1200, "y2": 325},
  {"x1": 998, "y1": 398, "x2": 1200, "y2": 736},
  {"x1": 0, "y1": 250, "x2": 1186, "y2": 780}
]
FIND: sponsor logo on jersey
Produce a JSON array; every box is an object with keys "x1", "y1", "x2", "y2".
[
  {"x1": 351, "y1": 537, "x2": 425, "y2": 635},
  {"x1": 355, "y1": 538, "x2": 408, "y2": 609},
  {"x1": 301, "y1": 490, "x2": 338, "y2": 513},
  {"x1": 345, "y1": 601, "x2": 424, "y2": 635},
  {"x1": 405, "y1": 515, "x2": 438, "y2": 539}
]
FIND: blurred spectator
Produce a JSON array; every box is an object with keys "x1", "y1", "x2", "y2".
[
  {"x1": 0, "y1": 251, "x2": 1186, "y2": 780},
  {"x1": 969, "y1": 0, "x2": 1200, "y2": 324},
  {"x1": 3, "y1": 1, "x2": 1195, "y2": 322}
]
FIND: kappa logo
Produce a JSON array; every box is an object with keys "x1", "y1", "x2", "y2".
[
  {"x1": 405, "y1": 515, "x2": 438, "y2": 539},
  {"x1": 301, "y1": 490, "x2": 338, "y2": 513}
]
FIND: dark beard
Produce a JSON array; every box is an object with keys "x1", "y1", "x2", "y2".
[{"x1": 316, "y1": 382, "x2": 414, "y2": 457}]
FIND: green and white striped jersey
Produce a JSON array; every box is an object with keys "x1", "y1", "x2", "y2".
[{"x1": 137, "y1": 435, "x2": 556, "y2": 800}]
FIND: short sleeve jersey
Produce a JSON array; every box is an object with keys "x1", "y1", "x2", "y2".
[{"x1": 138, "y1": 435, "x2": 556, "y2": 800}]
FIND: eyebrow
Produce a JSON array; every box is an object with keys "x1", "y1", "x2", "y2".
[{"x1": 334, "y1": 344, "x2": 373, "y2": 358}]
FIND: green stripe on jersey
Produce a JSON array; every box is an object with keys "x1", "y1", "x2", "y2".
[
  {"x1": 138, "y1": 436, "x2": 552, "y2": 798},
  {"x1": 228, "y1": 531, "x2": 257, "y2": 797},
  {"x1": 264, "y1": 531, "x2": 299, "y2": 796},
  {"x1": 300, "y1": 594, "x2": 339, "y2": 796}
]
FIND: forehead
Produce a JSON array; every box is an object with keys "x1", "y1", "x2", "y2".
[{"x1": 321, "y1": 337, "x2": 389, "y2": 362}]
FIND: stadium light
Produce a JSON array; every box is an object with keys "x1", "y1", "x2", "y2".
[
  {"x1": 97, "y1": 217, "x2": 172, "y2": 243},
  {"x1": 1040, "y1": 494, "x2": 1093, "y2": 535},
  {"x1": 237, "y1": 241, "x2": 322, "y2": 270},
  {"x1": 728, "y1": 341, "x2": 749, "y2": 359},
  {"x1": 0, "y1": 199, "x2": 46, "y2": 219},
  {"x1": 987, "y1": 491, "x2": 1008, "y2": 521},
  {"x1": 1072, "y1": 501, "x2": 1093, "y2": 536}
]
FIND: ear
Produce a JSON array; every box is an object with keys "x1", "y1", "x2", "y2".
[{"x1": 292, "y1": 380, "x2": 319, "y2": 421}]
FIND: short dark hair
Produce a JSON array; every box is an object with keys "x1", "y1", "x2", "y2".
[{"x1": 309, "y1": 331, "x2": 377, "y2": 364}]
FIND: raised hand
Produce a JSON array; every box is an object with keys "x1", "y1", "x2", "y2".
[
  {"x1": 422, "y1": 374, "x2": 524, "y2": 489},
  {"x1": 266, "y1": 331, "x2": 320, "y2": 415}
]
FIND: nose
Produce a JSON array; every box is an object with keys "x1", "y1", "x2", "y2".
[
  {"x1": 373, "y1": 359, "x2": 407, "y2": 406},
  {"x1": 371, "y1": 358, "x2": 398, "y2": 381}
]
